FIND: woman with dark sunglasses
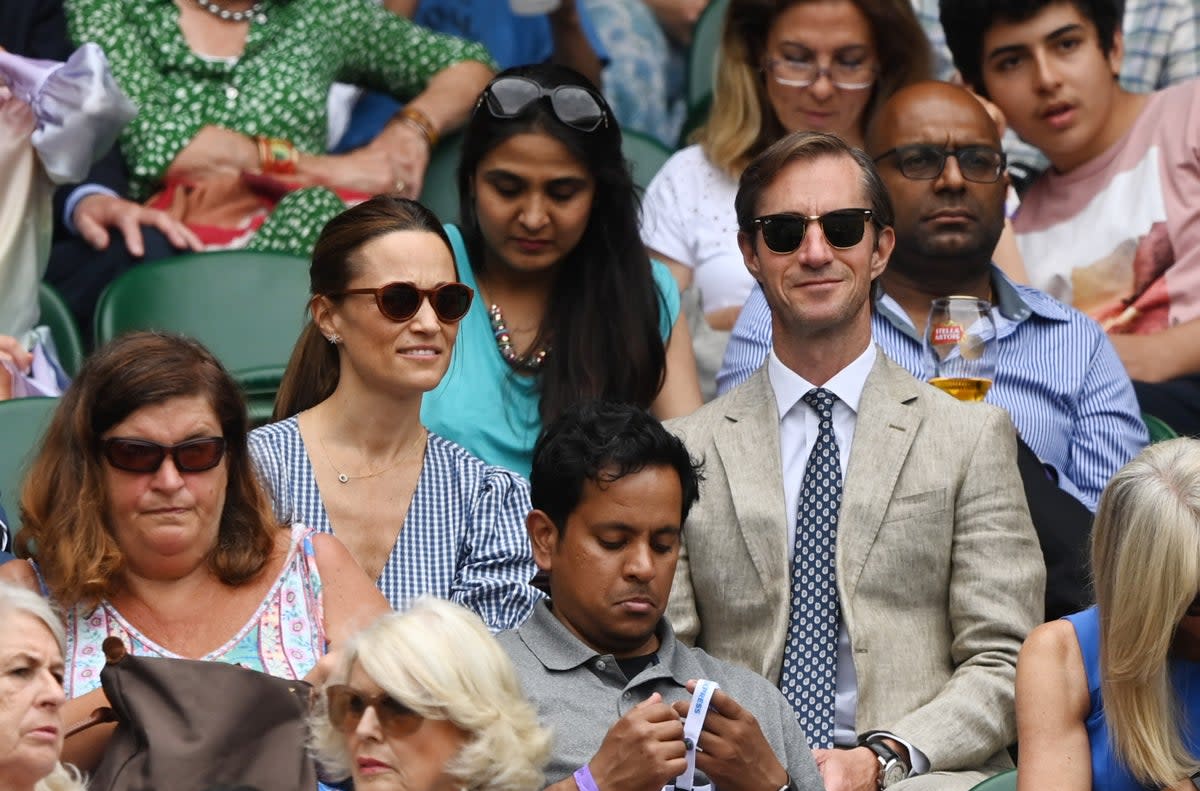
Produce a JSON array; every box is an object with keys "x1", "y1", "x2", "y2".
[
  {"x1": 0, "y1": 331, "x2": 390, "y2": 772},
  {"x1": 421, "y1": 63, "x2": 702, "y2": 478},
  {"x1": 252, "y1": 195, "x2": 543, "y2": 628},
  {"x1": 311, "y1": 598, "x2": 549, "y2": 791},
  {"x1": 640, "y1": 0, "x2": 932, "y2": 397}
]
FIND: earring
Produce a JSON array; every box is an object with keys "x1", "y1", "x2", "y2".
[{"x1": 326, "y1": 333, "x2": 341, "y2": 344}]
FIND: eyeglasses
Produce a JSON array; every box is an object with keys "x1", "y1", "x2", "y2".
[
  {"x1": 763, "y1": 57, "x2": 877, "y2": 90},
  {"x1": 481, "y1": 75, "x2": 608, "y2": 132},
  {"x1": 753, "y1": 209, "x2": 874, "y2": 253},
  {"x1": 101, "y1": 437, "x2": 226, "y2": 474},
  {"x1": 326, "y1": 685, "x2": 422, "y2": 737},
  {"x1": 330, "y1": 282, "x2": 474, "y2": 323},
  {"x1": 873, "y1": 145, "x2": 1007, "y2": 184}
]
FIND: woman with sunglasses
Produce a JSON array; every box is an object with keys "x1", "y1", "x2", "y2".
[
  {"x1": 421, "y1": 64, "x2": 701, "y2": 478},
  {"x1": 254, "y1": 195, "x2": 542, "y2": 628},
  {"x1": 311, "y1": 597, "x2": 549, "y2": 791},
  {"x1": 640, "y1": 0, "x2": 931, "y2": 396},
  {"x1": 1016, "y1": 438, "x2": 1200, "y2": 791},
  {"x1": 0, "y1": 331, "x2": 389, "y2": 770}
]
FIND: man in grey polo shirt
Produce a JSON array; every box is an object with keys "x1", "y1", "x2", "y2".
[{"x1": 497, "y1": 400, "x2": 822, "y2": 791}]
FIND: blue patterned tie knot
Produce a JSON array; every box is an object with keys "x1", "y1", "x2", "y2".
[{"x1": 779, "y1": 387, "x2": 842, "y2": 749}]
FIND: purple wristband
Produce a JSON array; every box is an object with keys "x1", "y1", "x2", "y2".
[{"x1": 574, "y1": 765, "x2": 601, "y2": 791}]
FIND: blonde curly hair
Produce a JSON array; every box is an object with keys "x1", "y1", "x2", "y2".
[{"x1": 311, "y1": 598, "x2": 549, "y2": 791}]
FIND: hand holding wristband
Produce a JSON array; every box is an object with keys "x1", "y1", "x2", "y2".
[
  {"x1": 396, "y1": 105, "x2": 439, "y2": 149},
  {"x1": 255, "y1": 135, "x2": 298, "y2": 175}
]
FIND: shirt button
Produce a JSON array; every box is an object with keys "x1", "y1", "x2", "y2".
[
  {"x1": 225, "y1": 85, "x2": 239, "y2": 101},
  {"x1": 595, "y1": 660, "x2": 607, "y2": 671}
]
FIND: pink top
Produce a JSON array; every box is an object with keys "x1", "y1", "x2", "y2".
[
  {"x1": 1014, "y1": 80, "x2": 1200, "y2": 334},
  {"x1": 62, "y1": 523, "x2": 327, "y2": 697}
]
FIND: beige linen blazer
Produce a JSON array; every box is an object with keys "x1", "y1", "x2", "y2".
[{"x1": 666, "y1": 352, "x2": 1044, "y2": 775}]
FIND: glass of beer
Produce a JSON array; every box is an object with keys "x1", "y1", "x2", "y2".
[{"x1": 924, "y1": 296, "x2": 996, "y2": 402}]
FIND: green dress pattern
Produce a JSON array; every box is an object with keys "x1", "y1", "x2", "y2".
[{"x1": 65, "y1": 0, "x2": 494, "y2": 255}]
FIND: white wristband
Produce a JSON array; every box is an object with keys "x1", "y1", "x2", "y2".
[{"x1": 674, "y1": 680, "x2": 719, "y2": 791}]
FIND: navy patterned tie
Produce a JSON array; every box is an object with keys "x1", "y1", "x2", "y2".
[{"x1": 779, "y1": 387, "x2": 843, "y2": 749}]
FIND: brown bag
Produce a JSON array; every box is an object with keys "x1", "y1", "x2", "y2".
[{"x1": 81, "y1": 636, "x2": 318, "y2": 791}]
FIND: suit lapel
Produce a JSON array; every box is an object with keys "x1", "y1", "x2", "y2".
[
  {"x1": 839, "y1": 352, "x2": 923, "y2": 600},
  {"x1": 713, "y1": 369, "x2": 790, "y2": 591}
]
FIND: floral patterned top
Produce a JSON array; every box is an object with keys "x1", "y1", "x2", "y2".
[
  {"x1": 62, "y1": 523, "x2": 326, "y2": 697},
  {"x1": 64, "y1": 0, "x2": 494, "y2": 200}
]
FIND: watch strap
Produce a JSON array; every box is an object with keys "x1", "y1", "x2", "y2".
[{"x1": 858, "y1": 733, "x2": 911, "y2": 789}]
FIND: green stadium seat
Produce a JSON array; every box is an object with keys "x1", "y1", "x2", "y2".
[{"x1": 0, "y1": 396, "x2": 59, "y2": 539}]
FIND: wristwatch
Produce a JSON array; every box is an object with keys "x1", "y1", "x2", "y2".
[{"x1": 858, "y1": 734, "x2": 910, "y2": 789}]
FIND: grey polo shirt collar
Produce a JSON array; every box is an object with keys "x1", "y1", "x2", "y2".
[{"x1": 517, "y1": 600, "x2": 707, "y2": 684}]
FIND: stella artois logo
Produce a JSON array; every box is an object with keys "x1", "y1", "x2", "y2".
[{"x1": 931, "y1": 321, "x2": 963, "y2": 346}]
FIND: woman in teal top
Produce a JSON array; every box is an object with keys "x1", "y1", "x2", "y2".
[
  {"x1": 1016, "y1": 438, "x2": 1200, "y2": 791},
  {"x1": 421, "y1": 64, "x2": 701, "y2": 476}
]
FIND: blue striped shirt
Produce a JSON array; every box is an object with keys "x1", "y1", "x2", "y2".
[
  {"x1": 718, "y1": 268, "x2": 1148, "y2": 510},
  {"x1": 248, "y1": 418, "x2": 543, "y2": 631}
]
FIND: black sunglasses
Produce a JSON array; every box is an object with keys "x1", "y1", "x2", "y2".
[
  {"x1": 873, "y1": 145, "x2": 1007, "y2": 184},
  {"x1": 326, "y1": 685, "x2": 422, "y2": 737},
  {"x1": 102, "y1": 437, "x2": 226, "y2": 474},
  {"x1": 330, "y1": 282, "x2": 474, "y2": 323},
  {"x1": 753, "y1": 209, "x2": 874, "y2": 253},
  {"x1": 481, "y1": 75, "x2": 608, "y2": 132}
]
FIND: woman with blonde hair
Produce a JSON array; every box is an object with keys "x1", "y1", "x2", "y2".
[
  {"x1": 0, "y1": 582, "x2": 85, "y2": 791},
  {"x1": 312, "y1": 597, "x2": 550, "y2": 791},
  {"x1": 1016, "y1": 437, "x2": 1200, "y2": 791},
  {"x1": 640, "y1": 0, "x2": 931, "y2": 395}
]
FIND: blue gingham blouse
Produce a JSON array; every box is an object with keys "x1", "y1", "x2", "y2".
[{"x1": 248, "y1": 417, "x2": 543, "y2": 631}]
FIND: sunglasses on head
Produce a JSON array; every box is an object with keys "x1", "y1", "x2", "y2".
[
  {"x1": 326, "y1": 685, "x2": 422, "y2": 737},
  {"x1": 330, "y1": 282, "x2": 474, "y2": 323},
  {"x1": 102, "y1": 437, "x2": 226, "y2": 474},
  {"x1": 753, "y1": 209, "x2": 874, "y2": 253},
  {"x1": 873, "y1": 145, "x2": 1007, "y2": 184},
  {"x1": 481, "y1": 75, "x2": 608, "y2": 132}
]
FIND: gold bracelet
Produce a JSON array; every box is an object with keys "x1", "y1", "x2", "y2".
[{"x1": 397, "y1": 105, "x2": 439, "y2": 149}]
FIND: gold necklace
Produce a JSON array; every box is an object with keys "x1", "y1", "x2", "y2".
[{"x1": 318, "y1": 429, "x2": 425, "y2": 484}]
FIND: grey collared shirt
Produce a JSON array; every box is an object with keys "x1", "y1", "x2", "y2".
[{"x1": 497, "y1": 601, "x2": 823, "y2": 791}]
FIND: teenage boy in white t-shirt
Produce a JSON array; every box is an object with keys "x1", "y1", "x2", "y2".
[{"x1": 941, "y1": 0, "x2": 1200, "y2": 435}]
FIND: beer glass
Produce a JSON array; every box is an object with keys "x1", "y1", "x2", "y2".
[{"x1": 923, "y1": 296, "x2": 996, "y2": 402}]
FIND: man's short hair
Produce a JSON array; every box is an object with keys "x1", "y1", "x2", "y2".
[
  {"x1": 734, "y1": 131, "x2": 894, "y2": 242},
  {"x1": 530, "y1": 400, "x2": 703, "y2": 532},
  {"x1": 940, "y1": 0, "x2": 1124, "y2": 95}
]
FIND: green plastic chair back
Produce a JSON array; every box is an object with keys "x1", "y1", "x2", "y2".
[
  {"x1": 1143, "y1": 412, "x2": 1180, "y2": 443},
  {"x1": 686, "y1": 0, "x2": 729, "y2": 121},
  {"x1": 419, "y1": 133, "x2": 466, "y2": 226},
  {"x1": 0, "y1": 397, "x2": 59, "y2": 539},
  {"x1": 966, "y1": 769, "x2": 1016, "y2": 791},
  {"x1": 622, "y1": 129, "x2": 674, "y2": 188},
  {"x1": 37, "y1": 282, "x2": 85, "y2": 377},
  {"x1": 418, "y1": 129, "x2": 674, "y2": 227},
  {"x1": 93, "y1": 251, "x2": 311, "y2": 415}
]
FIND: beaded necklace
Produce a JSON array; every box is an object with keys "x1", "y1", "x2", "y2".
[
  {"x1": 192, "y1": 0, "x2": 265, "y2": 23},
  {"x1": 488, "y1": 303, "x2": 549, "y2": 372}
]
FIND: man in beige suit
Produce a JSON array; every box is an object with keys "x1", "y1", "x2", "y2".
[{"x1": 666, "y1": 131, "x2": 1044, "y2": 791}]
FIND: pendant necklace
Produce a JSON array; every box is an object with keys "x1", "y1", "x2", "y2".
[{"x1": 319, "y1": 429, "x2": 425, "y2": 485}]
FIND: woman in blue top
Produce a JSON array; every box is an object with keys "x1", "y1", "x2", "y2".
[
  {"x1": 255, "y1": 195, "x2": 542, "y2": 631},
  {"x1": 1016, "y1": 438, "x2": 1200, "y2": 791},
  {"x1": 422, "y1": 64, "x2": 701, "y2": 476}
]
